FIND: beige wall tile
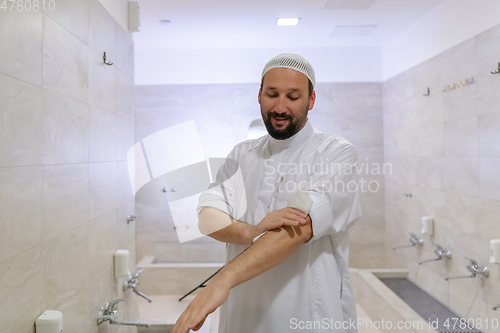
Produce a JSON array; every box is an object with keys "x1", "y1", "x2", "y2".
[
  {"x1": 42, "y1": 164, "x2": 88, "y2": 242},
  {"x1": 443, "y1": 157, "x2": 480, "y2": 196},
  {"x1": 444, "y1": 117, "x2": 478, "y2": 157},
  {"x1": 116, "y1": 161, "x2": 135, "y2": 207},
  {"x1": 443, "y1": 84, "x2": 478, "y2": 121},
  {"x1": 116, "y1": 114, "x2": 135, "y2": 161},
  {"x1": 0, "y1": 73, "x2": 42, "y2": 167},
  {"x1": 43, "y1": 0, "x2": 89, "y2": 44},
  {"x1": 89, "y1": 49, "x2": 116, "y2": 113},
  {"x1": 115, "y1": 201, "x2": 136, "y2": 250},
  {"x1": 42, "y1": 224, "x2": 90, "y2": 304},
  {"x1": 0, "y1": 246, "x2": 42, "y2": 333},
  {"x1": 135, "y1": 202, "x2": 178, "y2": 244},
  {"x1": 89, "y1": 162, "x2": 116, "y2": 220},
  {"x1": 480, "y1": 157, "x2": 500, "y2": 200},
  {"x1": 42, "y1": 89, "x2": 89, "y2": 164},
  {"x1": 0, "y1": 10, "x2": 43, "y2": 86},
  {"x1": 441, "y1": 38, "x2": 476, "y2": 85},
  {"x1": 115, "y1": 23, "x2": 134, "y2": 80},
  {"x1": 116, "y1": 69, "x2": 135, "y2": 118},
  {"x1": 43, "y1": 15, "x2": 88, "y2": 103},
  {"x1": 476, "y1": 23, "x2": 500, "y2": 118},
  {"x1": 479, "y1": 113, "x2": 500, "y2": 157},
  {"x1": 0, "y1": 167, "x2": 41, "y2": 262},
  {"x1": 88, "y1": 0, "x2": 116, "y2": 61},
  {"x1": 89, "y1": 210, "x2": 117, "y2": 275},
  {"x1": 155, "y1": 242, "x2": 226, "y2": 262},
  {"x1": 89, "y1": 106, "x2": 116, "y2": 162}
]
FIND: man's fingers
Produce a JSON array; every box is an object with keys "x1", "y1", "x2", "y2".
[
  {"x1": 281, "y1": 216, "x2": 304, "y2": 227},
  {"x1": 191, "y1": 314, "x2": 208, "y2": 331},
  {"x1": 283, "y1": 207, "x2": 307, "y2": 217},
  {"x1": 173, "y1": 310, "x2": 193, "y2": 333},
  {"x1": 284, "y1": 212, "x2": 307, "y2": 224}
]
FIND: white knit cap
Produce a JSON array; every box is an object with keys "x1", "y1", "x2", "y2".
[{"x1": 261, "y1": 53, "x2": 316, "y2": 88}]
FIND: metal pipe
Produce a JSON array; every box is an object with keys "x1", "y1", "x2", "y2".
[
  {"x1": 134, "y1": 289, "x2": 152, "y2": 303},
  {"x1": 445, "y1": 274, "x2": 476, "y2": 281},
  {"x1": 393, "y1": 244, "x2": 416, "y2": 250},
  {"x1": 110, "y1": 320, "x2": 150, "y2": 328},
  {"x1": 419, "y1": 257, "x2": 442, "y2": 265}
]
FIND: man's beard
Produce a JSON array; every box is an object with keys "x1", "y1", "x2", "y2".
[{"x1": 262, "y1": 107, "x2": 308, "y2": 140}]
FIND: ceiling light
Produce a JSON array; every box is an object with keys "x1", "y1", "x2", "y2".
[
  {"x1": 277, "y1": 18, "x2": 300, "y2": 26},
  {"x1": 159, "y1": 20, "x2": 171, "y2": 24}
]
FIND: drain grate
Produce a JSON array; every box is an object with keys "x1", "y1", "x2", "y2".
[{"x1": 379, "y1": 278, "x2": 482, "y2": 333}]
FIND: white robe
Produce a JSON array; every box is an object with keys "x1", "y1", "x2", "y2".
[{"x1": 197, "y1": 119, "x2": 362, "y2": 333}]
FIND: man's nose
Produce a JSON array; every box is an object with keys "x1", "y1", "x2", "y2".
[{"x1": 274, "y1": 97, "x2": 288, "y2": 113}]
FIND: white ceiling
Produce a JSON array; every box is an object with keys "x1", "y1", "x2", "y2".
[{"x1": 134, "y1": 0, "x2": 445, "y2": 50}]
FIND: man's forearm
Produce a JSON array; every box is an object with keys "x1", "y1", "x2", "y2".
[
  {"x1": 216, "y1": 215, "x2": 312, "y2": 288},
  {"x1": 198, "y1": 207, "x2": 265, "y2": 245}
]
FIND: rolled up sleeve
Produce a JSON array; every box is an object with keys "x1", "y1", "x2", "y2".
[
  {"x1": 306, "y1": 144, "x2": 362, "y2": 242},
  {"x1": 197, "y1": 148, "x2": 247, "y2": 220}
]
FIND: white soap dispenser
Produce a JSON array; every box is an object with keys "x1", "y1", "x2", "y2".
[
  {"x1": 36, "y1": 310, "x2": 63, "y2": 333},
  {"x1": 421, "y1": 216, "x2": 434, "y2": 235},
  {"x1": 491, "y1": 239, "x2": 500, "y2": 264},
  {"x1": 114, "y1": 249, "x2": 130, "y2": 278}
]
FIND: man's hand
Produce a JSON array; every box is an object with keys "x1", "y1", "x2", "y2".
[
  {"x1": 173, "y1": 213, "x2": 312, "y2": 332},
  {"x1": 257, "y1": 207, "x2": 307, "y2": 232},
  {"x1": 171, "y1": 273, "x2": 230, "y2": 333}
]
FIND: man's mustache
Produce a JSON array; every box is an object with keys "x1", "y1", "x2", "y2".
[{"x1": 267, "y1": 112, "x2": 292, "y2": 120}]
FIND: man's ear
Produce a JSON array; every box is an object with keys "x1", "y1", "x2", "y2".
[
  {"x1": 308, "y1": 90, "x2": 316, "y2": 111},
  {"x1": 258, "y1": 88, "x2": 262, "y2": 105}
]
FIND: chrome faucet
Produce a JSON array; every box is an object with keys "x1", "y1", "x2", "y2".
[
  {"x1": 419, "y1": 245, "x2": 452, "y2": 264},
  {"x1": 123, "y1": 269, "x2": 152, "y2": 303},
  {"x1": 393, "y1": 233, "x2": 424, "y2": 250},
  {"x1": 97, "y1": 299, "x2": 150, "y2": 327},
  {"x1": 402, "y1": 191, "x2": 412, "y2": 198},
  {"x1": 126, "y1": 214, "x2": 137, "y2": 224},
  {"x1": 445, "y1": 258, "x2": 490, "y2": 280}
]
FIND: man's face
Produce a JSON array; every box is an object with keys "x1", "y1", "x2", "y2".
[{"x1": 258, "y1": 68, "x2": 316, "y2": 140}]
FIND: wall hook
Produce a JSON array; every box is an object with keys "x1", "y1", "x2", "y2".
[
  {"x1": 423, "y1": 87, "x2": 430, "y2": 96},
  {"x1": 103, "y1": 52, "x2": 113, "y2": 66},
  {"x1": 491, "y1": 63, "x2": 500, "y2": 75}
]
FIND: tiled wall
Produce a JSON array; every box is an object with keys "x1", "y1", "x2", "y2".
[
  {"x1": 383, "y1": 24, "x2": 500, "y2": 330},
  {"x1": 0, "y1": 1, "x2": 136, "y2": 332},
  {"x1": 135, "y1": 82, "x2": 386, "y2": 273}
]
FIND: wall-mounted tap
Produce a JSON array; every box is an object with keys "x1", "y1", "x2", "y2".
[
  {"x1": 123, "y1": 269, "x2": 152, "y2": 303},
  {"x1": 419, "y1": 245, "x2": 452, "y2": 264},
  {"x1": 493, "y1": 304, "x2": 500, "y2": 310},
  {"x1": 97, "y1": 299, "x2": 150, "y2": 327},
  {"x1": 126, "y1": 214, "x2": 137, "y2": 224},
  {"x1": 393, "y1": 233, "x2": 424, "y2": 250},
  {"x1": 445, "y1": 258, "x2": 490, "y2": 280}
]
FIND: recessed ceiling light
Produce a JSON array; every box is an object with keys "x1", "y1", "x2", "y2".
[
  {"x1": 159, "y1": 20, "x2": 171, "y2": 24},
  {"x1": 277, "y1": 18, "x2": 300, "y2": 26}
]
